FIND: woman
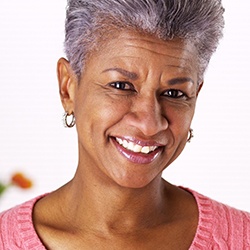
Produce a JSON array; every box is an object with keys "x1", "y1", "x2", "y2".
[{"x1": 1, "y1": 0, "x2": 250, "y2": 249}]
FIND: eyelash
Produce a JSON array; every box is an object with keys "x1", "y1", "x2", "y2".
[
  {"x1": 162, "y1": 89, "x2": 187, "y2": 99},
  {"x1": 109, "y1": 81, "x2": 188, "y2": 99},
  {"x1": 109, "y1": 81, "x2": 135, "y2": 91}
]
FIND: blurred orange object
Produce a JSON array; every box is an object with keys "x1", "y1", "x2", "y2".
[{"x1": 11, "y1": 173, "x2": 32, "y2": 189}]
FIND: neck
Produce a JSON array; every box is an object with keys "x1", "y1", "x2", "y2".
[{"x1": 58, "y1": 170, "x2": 172, "y2": 234}]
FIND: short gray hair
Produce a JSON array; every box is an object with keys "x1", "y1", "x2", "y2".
[{"x1": 64, "y1": 0, "x2": 224, "y2": 81}]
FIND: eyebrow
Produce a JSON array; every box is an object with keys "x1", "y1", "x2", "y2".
[
  {"x1": 102, "y1": 68, "x2": 138, "y2": 80},
  {"x1": 102, "y1": 68, "x2": 195, "y2": 85},
  {"x1": 168, "y1": 77, "x2": 195, "y2": 85}
]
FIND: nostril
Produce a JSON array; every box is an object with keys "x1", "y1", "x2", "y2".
[
  {"x1": 123, "y1": 95, "x2": 169, "y2": 136},
  {"x1": 123, "y1": 111, "x2": 168, "y2": 137}
]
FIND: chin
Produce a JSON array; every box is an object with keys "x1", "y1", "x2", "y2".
[{"x1": 112, "y1": 174, "x2": 161, "y2": 190}]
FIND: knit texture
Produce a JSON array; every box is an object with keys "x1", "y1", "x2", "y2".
[
  {"x1": 189, "y1": 189, "x2": 250, "y2": 249},
  {"x1": 1, "y1": 189, "x2": 250, "y2": 249}
]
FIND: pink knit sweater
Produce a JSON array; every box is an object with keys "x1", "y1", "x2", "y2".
[{"x1": 1, "y1": 189, "x2": 250, "y2": 249}]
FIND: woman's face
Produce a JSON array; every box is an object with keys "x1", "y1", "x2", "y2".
[{"x1": 61, "y1": 31, "x2": 202, "y2": 188}]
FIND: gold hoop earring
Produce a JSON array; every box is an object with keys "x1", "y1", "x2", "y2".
[
  {"x1": 63, "y1": 112, "x2": 75, "y2": 128},
  {"x1": 187, "y1": 129, "x2": 194, "y2": 143}
]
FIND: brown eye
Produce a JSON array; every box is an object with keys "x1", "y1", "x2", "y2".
[
  {"x1": 110, "y1": 81, "x2": 135, "y2": 91},
  {"x1": 163, "y1": 89, "x2": 186, "y2": 98}
]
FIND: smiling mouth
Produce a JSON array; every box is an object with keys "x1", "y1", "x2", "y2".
[{"x1": 115, "y1": 137, "x2": 159, "y2": 154}]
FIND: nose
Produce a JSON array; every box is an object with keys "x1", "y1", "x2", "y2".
[{"x1": 124, "y1": 95, "x2": 169, "y2": 137}]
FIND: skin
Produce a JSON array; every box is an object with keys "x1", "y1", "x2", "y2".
[{"x1": 33, "y1": 31, "x2": 203, "y2": 249}]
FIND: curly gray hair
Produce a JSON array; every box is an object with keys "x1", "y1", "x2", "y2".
[{"x1": 64, "y1": 0, "x2": 224, "y2": 82}]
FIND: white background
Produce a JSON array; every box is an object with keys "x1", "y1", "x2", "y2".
[{"x1": 0, "y1": 1, "x2": 250, "y2": 211}]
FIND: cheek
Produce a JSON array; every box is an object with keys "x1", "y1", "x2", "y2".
[
  {"x1": 75, "y1": 93, "x2": 130, "y2": 133},
  {"x1": 166, "y1": 107, "x2": 195, "y2": 138},
  {"x1": 167, "y1": 104, "x2": 195, "y2": 121},
  {"x1": 93, "y1": 98, "x2": 129, "y2": 122}
]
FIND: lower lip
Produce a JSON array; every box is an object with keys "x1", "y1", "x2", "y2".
[{"x1": 112, "y1": 138, "x2": 162, "y2": 164}]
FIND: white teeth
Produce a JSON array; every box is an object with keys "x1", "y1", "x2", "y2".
[
  {"x1": 115, "y1": 138, "x2": 158, "y2": 154},
  {"x1": 127, "y1": 141, "x2": 134, "y2": 151},
  {"x1": 133, "y1": 144, "x2": 142, "y2": 153},
  {"x1": 122, "y1": 140, "x2": 128, "y2": 148},
  {"x1": 116, "y1": 138, "x2": 123, "y2": 145},
  {"x1": 141, "y1": 146, "x2": 150, "y2": 154}
]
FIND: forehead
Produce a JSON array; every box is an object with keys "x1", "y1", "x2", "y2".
[
  {"x1": 96, "y1": 30, "x2": 195, "y2": 54},
  {"x1": 85, "y1": 30, "x2": 199, "y2": 77}
]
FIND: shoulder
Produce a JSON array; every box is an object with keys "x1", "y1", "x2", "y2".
[
  {"x1": 0, "y1": 194, "x2": 47, "y2": 250},
  {"x1": 209, "y1": 194, "x2": 250, "y2": 244},
  {"x1": 186, "y1": 188, "x2": 250, "y2": 249}
]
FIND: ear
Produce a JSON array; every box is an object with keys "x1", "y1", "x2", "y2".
[
  {"x1": 196, "y1": 81, "x2": 203, "y2": 97},
  {"x1": 57, "y1": 58, "x2": 77, "y2": 114}
]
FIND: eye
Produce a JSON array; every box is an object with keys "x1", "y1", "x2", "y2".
[
  {"x1": 163, "y1": 89, "x2": 186, "y2": 99},
  {"x1": 109, "y1": 81, "x2": 135, "y2": 91}
]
